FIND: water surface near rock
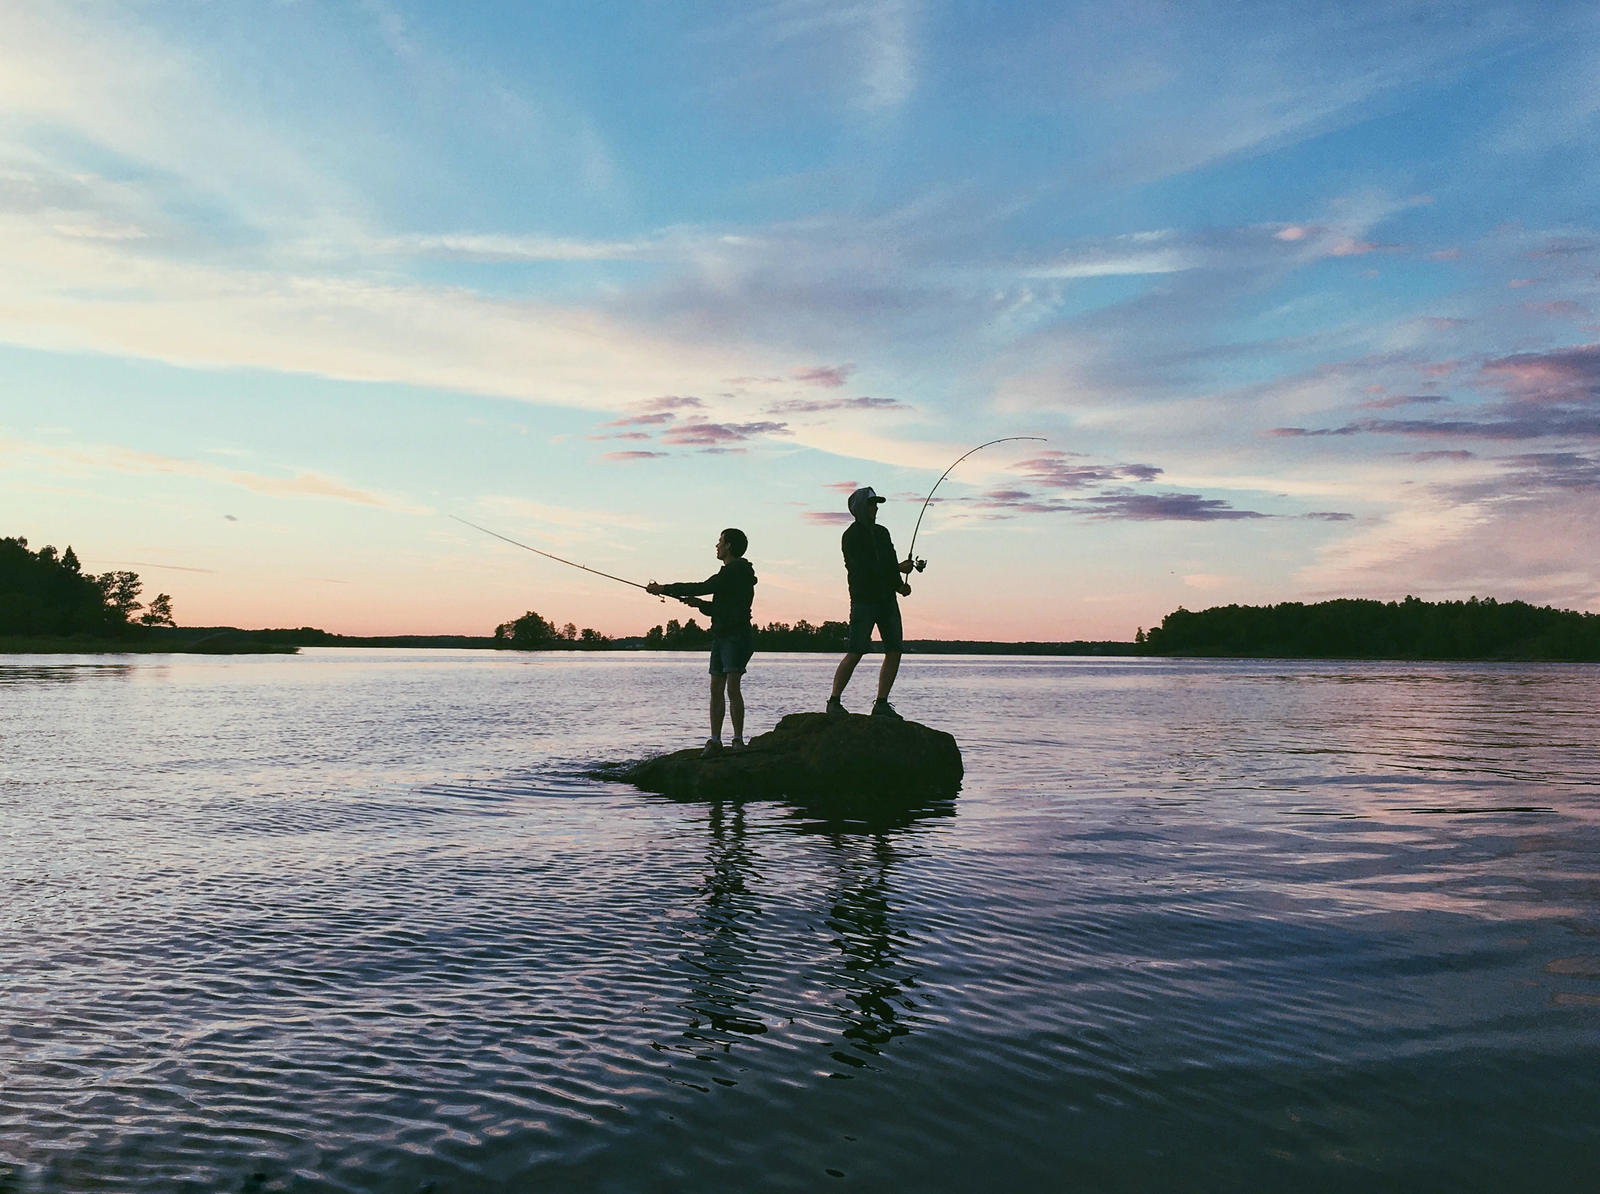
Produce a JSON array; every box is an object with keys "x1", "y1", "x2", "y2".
[{"x1": 592, "y1": 711, "x2": 963, "y2": 805}]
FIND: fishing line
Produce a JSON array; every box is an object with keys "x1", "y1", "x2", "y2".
[
  {"x1": 905, "y1": 436, "x2": 1047, "y2": 568},
  {"x1": 450, "y1": 515, "x2": 653, "y2": 593}
]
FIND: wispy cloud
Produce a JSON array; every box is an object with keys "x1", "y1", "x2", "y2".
[
  {"x1": 765, "y1": 395, "x2": 906, "y2": 414},
  {"x1": 660, "y1": 419, "x2": 791, "y2": 448}
]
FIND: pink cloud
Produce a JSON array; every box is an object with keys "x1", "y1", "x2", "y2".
[
  {"x1": 803, "y1": 511, "x2": 854, "y2": 525},
  {"x1": 791, "y1": 363, "x2": 855, "y2": 388},
  {"x1": 1480, "y1": 344, "x2": 1600, "y2": 405},
  {"x1": 602, "y1": 450, "x2": 667, "y2": 462}
]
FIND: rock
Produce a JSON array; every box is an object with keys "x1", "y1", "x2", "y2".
[{"x1": 592, "y1": 711, "x2": 963, "y2": 805}]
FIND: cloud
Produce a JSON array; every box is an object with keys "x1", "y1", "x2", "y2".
[
  {"x1": 791, "y1": 362, "x2": 855, "y2": 387},
  {"x1": 803, "y1": 510, "x2": 854, "y2": 525},
  {"x1": 600, "y1": 411, "x2": 679, "y2": 428},
  {"x1": 1015, "y1": 450, "x2": 1164, "y2": 489},
  {"x1": 1071, "y1": 491, "x2": 1269, "y2": 521},
  {"x1": 1481, "y1": 343, "x2": 1600, "y2": 405},
  {"x1": 1360, "y1": 393, "x2": 1450, "y2": 410},
  {"x1": 765, "y1": 395, "x2": 906, "y2": 414},
  {"x1": 4, "y1": 436, "x2": 413, "y2": 510},
  {"x1": 601, "y1": 450, "x2": 668, "y2": 462},
  {"x1": 659, "y1": 419, "x2": 790, "y2": 447}
]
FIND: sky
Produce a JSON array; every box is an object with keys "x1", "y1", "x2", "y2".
[{"x1": 2, "y1": 0, "x2": 1598, "y2": 640}]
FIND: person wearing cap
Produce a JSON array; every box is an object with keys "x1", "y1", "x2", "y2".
[
  {"x1": 827, "y1": 487, "x2": 915, "y2": 719},
  {"x1": 647, "y1": 528, "x2": 759, "y2": 756}
]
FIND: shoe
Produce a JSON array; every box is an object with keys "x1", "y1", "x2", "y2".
[
  {"x1": 825, "y1": 696, "x2": 847, "y2": 716},
  {"x1": 871, "y1": 699, "x2": 902, "y2": 720},
  {"x1": 730, "y1": 735, "x2": 745, "y2": 749},
  {"x1": 702, "y1": 738, "x2": 723, "y2": 757}
]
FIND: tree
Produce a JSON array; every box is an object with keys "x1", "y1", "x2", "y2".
[
  {"x1": 97, "y1": 570, "x2": 143, "y2": 625},
  {"x1": 139, "y1": 593, "x2": 176, "y2": 627},
  {"x1": 494, "y1": 610, "x2": 558, "y2": 649}
]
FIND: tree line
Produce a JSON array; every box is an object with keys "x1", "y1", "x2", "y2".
[
  {"x1": 1, "y1": 536, "x2": 174, "y2": 638},
  {"x1": 1139, "y1": 596, "x2": 1600, "y2": 661},
  {"x1": 491, "y1": 611, "x2": 857, "y2": 651}
]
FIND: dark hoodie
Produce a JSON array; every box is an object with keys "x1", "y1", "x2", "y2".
[{"x1": 658, "y1": 557, "x2": 758, "y2": 634}]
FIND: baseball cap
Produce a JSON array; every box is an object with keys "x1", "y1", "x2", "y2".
[{"x1": 847, "y1": 486, "x2": 887, "y2": 518}]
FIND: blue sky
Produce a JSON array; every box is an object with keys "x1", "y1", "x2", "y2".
[{"x1": 3, "y1": 0, "x2": 1597, "y2": 638}]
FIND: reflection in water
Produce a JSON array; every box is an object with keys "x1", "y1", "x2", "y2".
[
  {"x1": 0, "y1": 663, "x2": 137, "y2": 684},
  {"x1": 823, "y1": 832, "x2": 918, "y2": 1076},
  {"x1": 659, "y1": 793, "x2": 946, "y2": 1088},
  {"x1": 669, "y1": 800, "x2": 768, "y2": 1089}
]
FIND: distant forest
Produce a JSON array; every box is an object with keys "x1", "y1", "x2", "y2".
[
  {"x1": 0, "y1": 536, "x2": 173, "y2": 638},
  {"x1": 1140, "y1": 596, "x2": 1600, "y2": 661}
]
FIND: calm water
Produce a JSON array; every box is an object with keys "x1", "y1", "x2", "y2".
[{"x1": 3, "y1": 650, "x2": 1599, "y2": 1192}]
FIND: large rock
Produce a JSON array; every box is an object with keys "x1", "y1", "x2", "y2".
[{"x1": 593, "y1": 711, "x2": 962, "y2": 804}]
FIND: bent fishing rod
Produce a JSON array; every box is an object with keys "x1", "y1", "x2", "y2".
[
  {"x1": 904, "y1": 436, "x2": 1047, "y2": 570},
  {"x1": 450, "y1": 514, "x2": 657, "y2": 595}
]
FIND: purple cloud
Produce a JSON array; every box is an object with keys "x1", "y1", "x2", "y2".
[
  {"x1": 765, "y1": 395, "x2": 907, "y2": 414},
  {"x1": 660, "y1": 420, "x2": 790, "y2": 447},
  {"x1": 602, "y1": 450, "x2": 667, "y2": 462},
  {"x1": 587, "y1": 431, "x2": 653, "y2": 441},
  {"x1": 638, "y1": 395, "x2": 705, "y2": 412},
  {"x1": 1481, "y1": 344, "x2": 1600, "y2": 406},
  {"x1": 791, "y1": 363, "x2": 855, "y2": 388},
  {"x1": 600, "y1": 410, "x2": 678, "y2": 428},
  {"x1": 1360, "y1": 393, "x2": 1450, "y2": 410},
  {"x1": 1301, "y1": 511, "x2": 1356, "y2": 521},
  {"x1": 1073, "y1": 492, "x2": 1269, "y2": 521},
  {"x1": 803, "y1": 511, "x2": 854, "y2": 525},
  {"x1": 1015, "y1": 450, "x2": 1164, "y2": 488}
]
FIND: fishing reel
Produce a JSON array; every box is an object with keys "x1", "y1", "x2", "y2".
[{"x1": 907, "y1": 557, "x2": 926, "y2": 573}]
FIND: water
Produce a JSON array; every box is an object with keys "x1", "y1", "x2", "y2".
[{"x1": 3, "y1": 650, "x2": 1598, "y2": 1192}]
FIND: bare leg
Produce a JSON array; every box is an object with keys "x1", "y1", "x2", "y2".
[
  {"x1": 831, "y1": 652, "x2": 863, "y2": 699},
  {"x1": 727, "y1": 672, "x2": 744, "y2": 740},
  {"x1": 876, "y1": 650, "x2": 902, "y2": 701},
  {"x1": 709, "y1": 674, "x2": 727, "y2": 740}
]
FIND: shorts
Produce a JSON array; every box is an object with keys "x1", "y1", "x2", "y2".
[
  {"x1": 846, "y1": 599, "x2": 903, "y2": 654},
  {"x1": 709, "y1": 626, "x2": 755, "y2": 676}
]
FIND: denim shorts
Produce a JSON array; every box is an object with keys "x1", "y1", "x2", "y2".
[
  {"x1": 846, "y1": 599, "x2": 903, "y2": 654},
  {"x1": 709, "y1": 626, "x2": 756, "y2": 676}
]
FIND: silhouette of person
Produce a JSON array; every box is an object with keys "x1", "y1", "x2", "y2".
[
  {"x1": 827, "y1": 487, "x2": 915, "y2": 719},
  {"x1": 648, "y1": 528, "x2": 757, "y2": 755}
]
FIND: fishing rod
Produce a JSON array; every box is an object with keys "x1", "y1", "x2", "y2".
[
  {"x1": 904, "y1": 436, "x2": 1047, "y2": 571},
  {"x1": 450, "y1": 515, "x2": 655, "y2": 594}
]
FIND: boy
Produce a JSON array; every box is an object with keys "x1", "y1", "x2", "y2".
[
  {"x1": 647, "y1": 528, "x2": 758, "y2": 755},
  {"x1": 827, "y1": 486, "x2": 915, "y2": 718}
]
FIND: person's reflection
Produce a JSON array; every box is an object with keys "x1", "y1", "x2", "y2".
[
  {"x1": 821, "y1": 830, "x2": 919, "y2": 1077},
  {"x1": 667, "y1": 799, "x2": 766, "y2": 1089}
]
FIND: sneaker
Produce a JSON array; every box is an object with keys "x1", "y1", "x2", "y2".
[
  {"x1": 825, "y1": 696, "x2": 847, "y2": 716},
  {"x1": 701, "y1": 738, "x2": 723, "y2": 757},
  {"x1": 871, "y1": 698, "x2": 902, "y2": 720}
]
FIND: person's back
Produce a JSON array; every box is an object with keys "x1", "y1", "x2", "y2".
[{"x1": 841, "y1": 519, "x2": 901, "y2": 604}]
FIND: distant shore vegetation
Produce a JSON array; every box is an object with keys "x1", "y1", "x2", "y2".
[
  {"x1": 1139, "y1": 596, "x2": 1600, "y2": 661},
  {"x1": 10, "y1": 530, "x2": 1597, "y2": 662},
  {"x1": 0, "y1": 535, "x2": 195, "y2": 651}
]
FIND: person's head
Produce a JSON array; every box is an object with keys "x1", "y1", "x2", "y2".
[
  {"x1": 717, "y1": 527, "x2": 748, "y2": 561},
  {"x1": 847, "y1": 486, "x2": 886, "y2": 522}
]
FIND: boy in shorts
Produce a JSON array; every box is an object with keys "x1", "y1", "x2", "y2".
[{"x1": 647, "y1": 528, "x2": 758, "y2": 755}]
